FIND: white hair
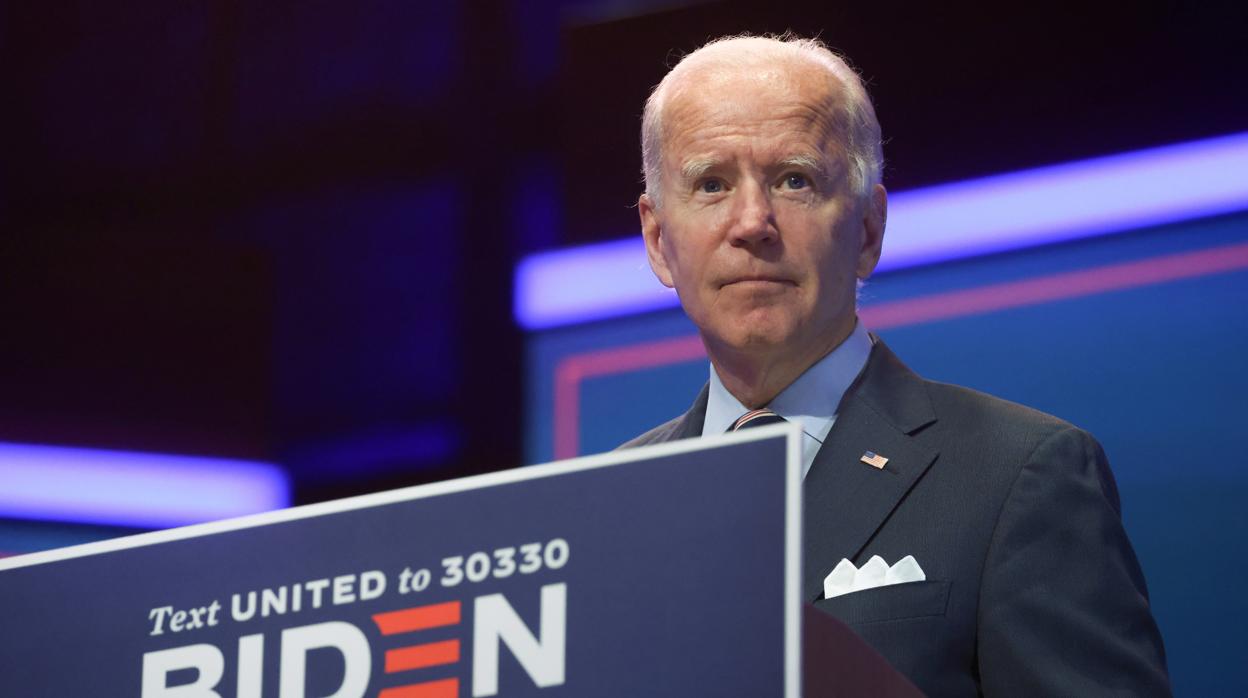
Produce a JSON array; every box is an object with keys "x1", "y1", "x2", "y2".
[{"x1": 641, "y1": 34, "x2": 883, "y2": 207}]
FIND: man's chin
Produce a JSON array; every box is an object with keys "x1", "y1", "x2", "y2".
[{"x1": 705, "y1": 326, "x2": 796, "y2": 356}]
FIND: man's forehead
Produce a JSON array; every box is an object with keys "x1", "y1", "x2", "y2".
[
  {"x1": 662, "y1": 60, "x2": 843, "y2": 133},
  {"x1": 662, "y1": 79, "x2": 846, "y2": 169},
  {"x1": 668, "y1": 61, "x2": 837, "y2": 111}
]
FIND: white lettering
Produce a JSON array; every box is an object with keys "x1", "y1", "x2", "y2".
[
  {"x1": 279, "y1": 621, "x2": 371, "y2": 698},
  {"x1": 442, "y1": 556, "x2": 465, "y2": 587},
  {"x1": 544, "y1": 539, "x2": 570, "y2": 570},
  {"x1": 332, "y1": 575, "x2": 356, "y2": 605},
  {"x1": 237, "y1": 634, "x2": 264, "y2": 698},
  {"x1": 518, "y1": 543, "x2": 542, "y2": 574},
  {"x1": 232, "y1": 592, "x2": 257, "y2": 622},
  {"x1": 261, "y1": 586, "x2": 288, "y2": 617},
  {"x1": 187, "y1": 606, "x2": 208, "y2": 629},
  {"x1": 360, "y1": 570, "x2": 386, "y2": 600},
  {"x1": 141, "y1": 644, "x2": 224, "y2": 698},
  {"x1": 231, "y1": 572, "x2": 381, "y2": 626},
  {"x1": 472, "y1": 583, "x2": 567, "y2": 697},
  {"x1": 466, "y1": 552, "x2": 490, "y2": 582},
  {"x1": 305, "y1": 578, "x2": 330, "y2": 608},
  {"x1": 148, "y1": 606, "x2": 175, "y2": 636},
  {"x1": 493, "y1": 547, "x2": 516, "y2": 579}
]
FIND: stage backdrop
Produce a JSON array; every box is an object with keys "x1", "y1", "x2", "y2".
[{"x1": 524, "y1": 210, "x2": 1248, "y2": 697}]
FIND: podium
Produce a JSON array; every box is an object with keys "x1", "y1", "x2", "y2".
[
  {"x1": 0, "y1": 425, "x2": 918, "y2": 696},
  {"x1": 804, "y1": 604, "x2": 921, "y2": 696}
]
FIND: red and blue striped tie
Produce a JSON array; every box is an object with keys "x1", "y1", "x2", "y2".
[{"x1": 729, "y1": 408, "x2": 786, "y2": 431}]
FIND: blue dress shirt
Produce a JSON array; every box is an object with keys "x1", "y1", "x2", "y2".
[{"x1": 702, "y1": 320, "x2": 873, "y2": 478}]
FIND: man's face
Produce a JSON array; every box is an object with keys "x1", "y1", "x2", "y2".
[{"x1": 640, "y1": 62, "x2": 886, "y2": 365}]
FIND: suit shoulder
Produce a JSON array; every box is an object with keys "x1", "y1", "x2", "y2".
[
  {"x1": 616, "y1": 415, "x2": 687, "y2": 450},
  {"x1": 921, "y1": 378, "x2": 1090, "y2": 448},
  {"x1": 916, "y1": 376, "x2": 1125, "y2": 528},
  {"x1": 920, "y1": 378, "x2": 1124, "y2": 510}
]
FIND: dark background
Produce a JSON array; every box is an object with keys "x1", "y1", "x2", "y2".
[{"x1": 3, "y1": 0, "x2": 1246, "y2": 505}]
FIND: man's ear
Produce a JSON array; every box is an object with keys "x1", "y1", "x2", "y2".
[
  {"x1": 856, "y1": 183, "x2": 887, "y2": 279},
  {"x1": 639, "y1": 194, "x2": 675, "y2": 288}
]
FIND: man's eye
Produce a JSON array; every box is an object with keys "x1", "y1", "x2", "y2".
[
  {"x1": 784, "y1": 173, "x2": 810, "y2": 190},
  {"x1": 699, "y1": 180, "x2": 723, "y2": 194}
]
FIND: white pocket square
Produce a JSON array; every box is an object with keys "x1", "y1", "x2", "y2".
[{"x1": 823, "y1": 555, "x2": 926, "y2": 599}]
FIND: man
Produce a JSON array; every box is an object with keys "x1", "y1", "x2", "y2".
[{"x1": 623, "y1": 35, "x2": 1170, "y2": 696}]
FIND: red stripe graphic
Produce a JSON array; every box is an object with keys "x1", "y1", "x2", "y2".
[
  {"x1": 554, "y1": 334, "x2": 706, "y2": 459},
  {"x1": 385, "y1": 640, "x2": 460, "y2": 673},
  {"x1": 373, "y1": 601, "x2": 461, "y2": 635},
  {"x1": 861, "y1": 241, "x2": 1248, "y2": 330},
  {"x1": 377, "y1": 678, "x2": 459, "y2": 698}
]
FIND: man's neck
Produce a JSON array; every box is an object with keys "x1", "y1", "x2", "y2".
[{"x1": 706, "y1": 323, "x2": 854, "y2": 409}]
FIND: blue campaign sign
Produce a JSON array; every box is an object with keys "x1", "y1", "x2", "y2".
[{"x1": 0, "y1": 425, "x2": 802, "y2": 698}]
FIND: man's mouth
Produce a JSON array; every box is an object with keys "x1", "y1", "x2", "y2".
[{"x1": 721, "y1": 276, "x2": 795, "y2": 288}]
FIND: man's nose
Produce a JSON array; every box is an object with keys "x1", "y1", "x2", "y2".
[{"x1": 727, "y1": 181, "x2": 777, "y2": 247}]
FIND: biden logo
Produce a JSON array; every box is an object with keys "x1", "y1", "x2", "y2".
[{"x1": 140, "y1": 583, "x2": 567, "y2": 698}]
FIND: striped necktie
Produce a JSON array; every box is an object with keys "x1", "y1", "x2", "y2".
[{"x1": 729, "y1": 408, "x2": 786, "y2": 431}]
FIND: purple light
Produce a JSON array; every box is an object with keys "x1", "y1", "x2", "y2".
[
  {"x1": 0, "y1": 442, "x2": 290, "y2": 529},
  {"x1": 514, "y1": 131, "x2": 1248, "y2": 329},
  {"x1": 514, "y1": 237, "x2": 676, "y2": 329},
  {"x1": 880, "y1": 131, "x2": 1248, "y2": 271}
]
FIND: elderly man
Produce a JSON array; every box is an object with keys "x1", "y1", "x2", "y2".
[{"x1": 624, "y1": 35, "x2": 1170, "y2": 696}]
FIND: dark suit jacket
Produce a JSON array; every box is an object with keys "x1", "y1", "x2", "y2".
[{"x1": 621, "y1": 340, "x2": 1170, "y2": 697}]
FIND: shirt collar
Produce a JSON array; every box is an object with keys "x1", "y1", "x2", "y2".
[{"x1": 703, "y1": 320, "x2": 874, "y2": 441}]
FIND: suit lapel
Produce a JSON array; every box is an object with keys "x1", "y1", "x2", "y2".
[
  {"x1": 670, "y1": 383, "x2": 710, "y2": 441},
  {"x1": 802, "y1": 341, "x2": 939, "y2": 601}
]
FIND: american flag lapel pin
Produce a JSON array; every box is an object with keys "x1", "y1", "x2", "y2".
[{"x1": 860, "y1": 451, "x2": 889, "y2": 469}]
